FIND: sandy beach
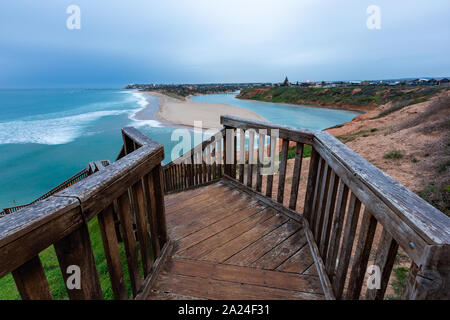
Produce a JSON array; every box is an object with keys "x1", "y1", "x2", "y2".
[{"x1": 136, "y1": 91, "x2": 266, "y2": 130}]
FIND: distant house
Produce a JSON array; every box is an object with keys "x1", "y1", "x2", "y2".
[{"x1": 438, "y1": 78, "x2": 450, "y2": 87}]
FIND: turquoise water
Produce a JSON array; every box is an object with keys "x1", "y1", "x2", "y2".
[
  {"x1": 0, "y1": 89, "x2": 359, "y2": 210},
  {"x1": 0, "y1": 89, "x2": 182, "y2": 209},
  {"x1": 190, "y1": 92, "x2": 360, "y2": 130}
]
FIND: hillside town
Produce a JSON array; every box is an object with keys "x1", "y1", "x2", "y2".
[{"x1": 126, "y1": 76, "x2": 450, "y2": 96}]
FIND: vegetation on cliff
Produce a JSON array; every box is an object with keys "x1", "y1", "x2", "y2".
[{"x1": 237, "y1": 86, "x2": 444, "y2": 110}]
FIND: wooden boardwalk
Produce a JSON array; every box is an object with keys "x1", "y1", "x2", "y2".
[
  {"x1": 147, "y1": 181, "x2": 325, "y2": 300},
  {"x1": 2, "y1": 121, "x2": 448, "y2": 300}
]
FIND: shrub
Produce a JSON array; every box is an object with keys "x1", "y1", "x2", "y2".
[
  {"x1": 383, "y1": 149, "x2": 405, "y2": 160},
  {"x1": 419, "y1": 181, "x2": 450, "y2": 216}
]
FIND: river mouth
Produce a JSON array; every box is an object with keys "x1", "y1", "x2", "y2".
[
  {"x1": 189, "y1": 92, "x2": 361, "y2": 131},
  {"x1": 0, "y1": 89, "x2": 360, "y2": 210}
]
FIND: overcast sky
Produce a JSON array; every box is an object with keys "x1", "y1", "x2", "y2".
[{"x1": 1, "y1": 0, "x2": 449, "y2": 87}]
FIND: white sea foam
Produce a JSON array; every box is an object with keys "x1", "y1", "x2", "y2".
[
  {"x1": 0, "y1": 91, "x2": 164, "y2": 145},
  {"x1": 0, "y1": 110, "x2": 127, "y2": 145},
  {"x1": 127, "y1": 91, "x2": 163, "y2": 128}
]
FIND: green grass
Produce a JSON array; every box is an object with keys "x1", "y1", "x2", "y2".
[
  {"x1": 0, "y1": 218, "x2": 141, "y2": 300},
  {"x1": 283, "y1": 144, "x2": 312, "y2": 160},
  {"x1": 383, "y1": 149, "x2": 405, "y2": 160},
  {"x1": 419, "y1": 181, "x2": 450, "y2": 216},
  {"x1": 386, "y1": 267, "x2": 409, "y2": 300}
]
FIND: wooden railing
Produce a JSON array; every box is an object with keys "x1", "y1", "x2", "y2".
[
  {"x1": 0, "y1": 127, "x2": 170, "y2": 300},
  {"x1": 164, "y1": 115, "x2": 450, "y2": 300},
  {"x1": 1, "y1": 160, "x2": 111, "y2": 217},
  {"x1": 221, "y1": 115, "x2": 449, "y2": 300},
  {"x1": 162, "y1": 129, "x2": 226, "y2": 193}
]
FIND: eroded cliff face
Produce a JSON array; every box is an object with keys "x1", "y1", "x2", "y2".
[{"x1": 237, "y1": 86, "x2": 445, "y2": 113}]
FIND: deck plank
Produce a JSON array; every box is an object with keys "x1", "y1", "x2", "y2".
[
  {"x1": 151, "y1": 181, "x2": 324, "y2": 300},
  {"x1": 277, "y1": 244, "x2": 315, "y2": 274},
  {"x1": 224, "y1": 220, "x2": 301, "y2": 267},
  {"x1": 201, "y1": 213, "x2": 288, "y2": 263},
  {"x1": 251, "y1": 229, "x2": 308, "y2": 270}
]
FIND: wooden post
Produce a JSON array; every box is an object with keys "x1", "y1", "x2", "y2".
[
  {"x1": 152, "y1": 165, "x2": 168, "y2": 248},
  {"x1": 54, "y1": 224, "x2": 104, "y2": 300},
  {"x1": 12, "y1": 256, "x2": 53, "y2": 300},
  {"x1": 303, "y1": 148, "x2": 320, "y2": 222},
  {"x1": 402, "y1": 244, "x2": 449, "y2": 299},
  {"x1": 97, "y1": 205, "x2": 128, "y2": 300}
]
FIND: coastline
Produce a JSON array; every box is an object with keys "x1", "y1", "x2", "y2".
[
  {"x1": 136, "y1": 91, "x2": 266, "y2": 130},
  {"x1": 235, "y1": 95, "x2": 369, "y2": 113}
]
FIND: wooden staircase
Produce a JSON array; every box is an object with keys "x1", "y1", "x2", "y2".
[{"x1": 0, "y1": 116, "x2": 448, "y2": 300}]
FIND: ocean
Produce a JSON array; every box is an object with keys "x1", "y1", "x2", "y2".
[{"x1": 0, "y1": 89, "x2": 359, "y2": 209}]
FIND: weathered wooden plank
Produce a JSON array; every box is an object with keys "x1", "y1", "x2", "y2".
[
  {"x1": 224, "y1": 220, "x2": 301, "y2": 266},
  {"x1": 277, "y1": 139, "x2": 289, "y2": 204},
  {"x1": 232, "y1": 129, "x2": 237, "y2": 178},
  {"x1": 289, "y1": 142, "x2": 304, "y2": 210},
  {"x1": 154, "y1": 272, "x2": 324, "y2": 300},
  {"x1": 97, "y1": 205, "x2": 128, "y2": 300},
  {"x1": 277, "y1": 244, "x2": 314, "y2": 274},
  {"x1": 325, "y1": 182, "x2": 349, "y2": 278},
  {"x1": 0, "y1": 197, "x2": 82, "y2": 279},
  {"x1": 144, "y1": 172, "x2": 161, "y2": 258},
  {"x1": 116, "y1": 191, "x2": 142, "y2": 297},
  {"x1": 365, "y1": 229, "x2": 399, "y2": 300},
  {"x1": 345, "y1": 209, "x2": 377, "y2": 300},
  {"x1": 251, "y1": 229, "x2": 307, "y2": 270},
  {"x1": 239, "y1": 129, "x2": 245, "y2": 183},
  {"x1": 169, "y1": 191, "x2": 256, "y2": 240},
  {"x1": 223, "y1": 127, "x2": 231, "y2": 176},
  {"x1": 319, "y1": 172, "x2": 339, "y2": 260},
  {"x1": 180, "y1": 208, "x2": 274, "y2": 259},
  {"x1": 303, "y1": 219, "x2": 336, "y2": 300},
  {"x1": 403, "y1": 244, "x2": 450, "y2": 299},
  {"x1": 131, "y1": 180, "x2": 152, "y2": 276},
  {"x1": 247, "y1": 129, "x2": 255, "y2": 188},
  {"x1": 217, "y1": 138, "x2": 223, "y2": 178},
  {"x1": 122, "y1": 126, "x2": 158, "y2": 148},
  {"x1": 57, "y1": 143, "x2": 164, "y2": 221},
  {"x1": 54, "y1": 224, "x2": 103, "y2": 300},
  {"x1": 303, "y1": 148, "x2": 320, "y2": 222},
  {"x1": 152, "y1": 165, "x2": 168, "y2": 248},
  {"x1": 314, "y1": 163, "x2": 332, "y2": 243},
  {"x1": 165, "y1": 258, "x2": 324, "y2": 294},
  {"x1": 174, "y1": 200, "x2": 266, "y2": 253},
  {"x1": 12, "y1": 256, "x2": 52, "y2": 300},
  {"x1": 135, "y1": 240, "x2": 173, "y2": 300},
  {"x1": 256, "y1": 132, "x2": 265, "y2": 192},
  {"x1": 265, "y1": 135, "x2": 275, "y2": 198},
  {"x1": 202, "y1": 214, "x2": 288, "y2": 263},
  {"x1": 122, "y1": 131, "x2": 136, "y2": 154},
  {"x1": 310, "y1": 157, "x2": 324, "y2": 230},
  {"x1": 332, "y1": 193, "x2": 362, "y2": 299}
]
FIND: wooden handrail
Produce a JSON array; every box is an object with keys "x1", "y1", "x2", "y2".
[
  {"x1": 162, "y1": 128, "x2": 226, "y2": 193},
  {"x1": 0, "y1": 127, "x2": 170, "y2": 300},
  {"x1": 218, "y1": 115, "x2": 449, "y2": 300}
]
